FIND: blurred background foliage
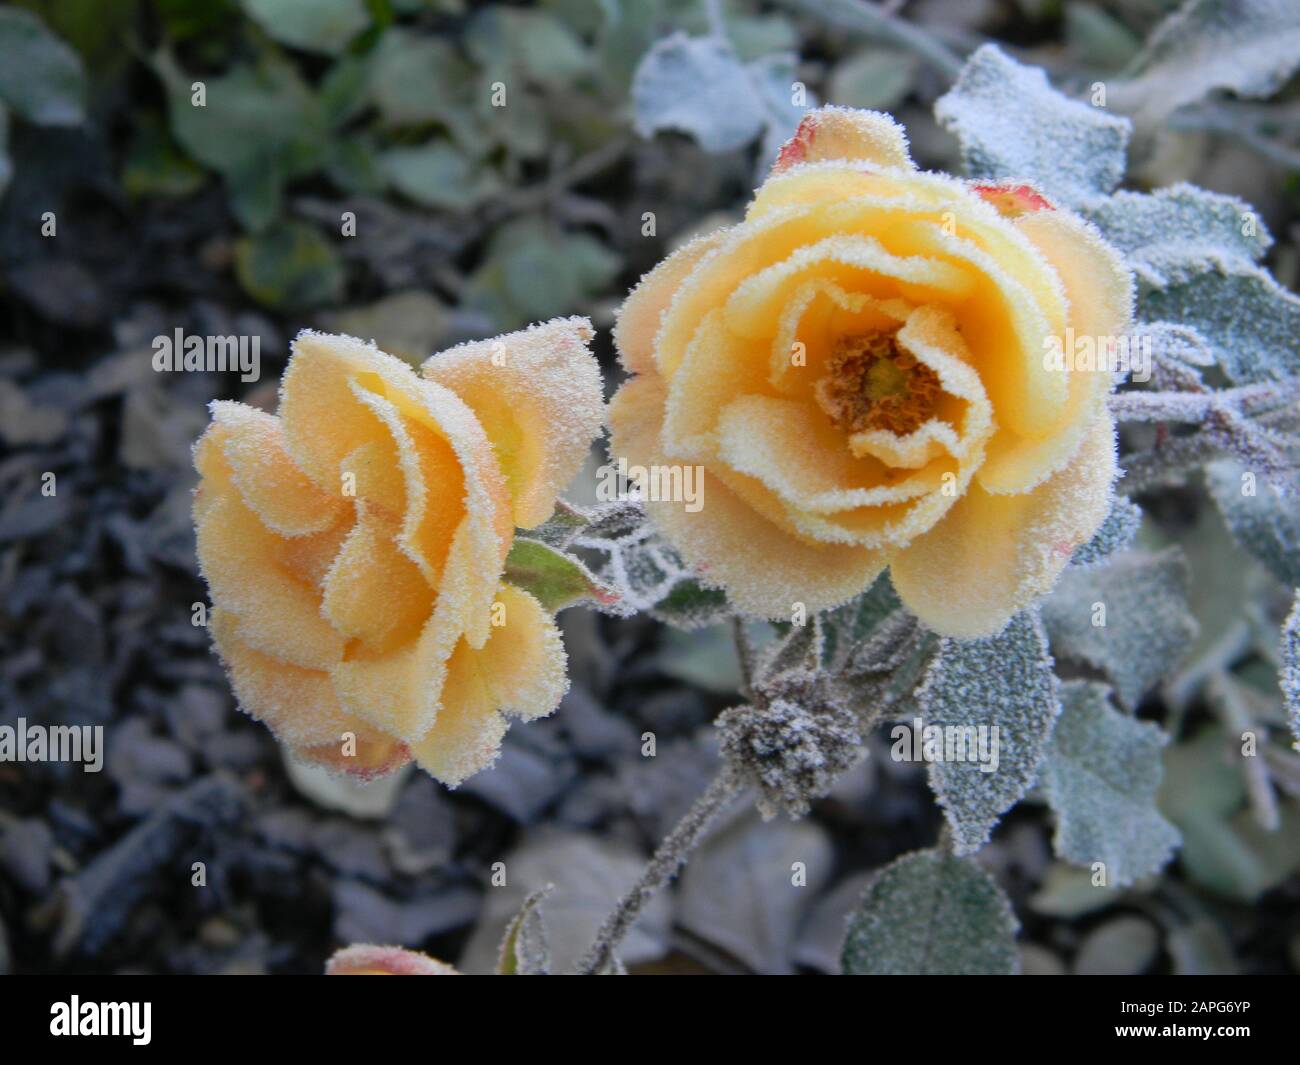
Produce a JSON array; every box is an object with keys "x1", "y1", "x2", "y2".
[{"x1": 0, "y1": 0, "x2": 1298, "y2": 975}]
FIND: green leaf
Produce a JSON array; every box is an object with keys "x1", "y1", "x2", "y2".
[
  {"x1": 1205, "y1": 459, "x2": 1300, "y2": 586},
  {"x1": 234, "y1": 220, "x2": 344, "y2": 309},
  {"x1": 152, "y1": 48, "x2": 327, "y2": 229},
  {"x1": 1065, "y1": 2, "x2": 1141, "y2": 71},
  {"x1": 0, "y1": 7, "x2": 86, "y2": 127},
  {"x1": 496, "y1": 886, "x2": 552, "y2": 975},
  {"x1": 650, "y1": 579, "x2": 730, "y2": 630},
  {"x1": 1161, "y1": 725, "x2": 1300, "y2": 900},
  {"x1": 934, "y1": 44, "x2": 1129, "y2": 208},
  {"x1": 915, "y1": 611, "x2": 1060, "y2": 854},
  {"x1": 467, "y1": 216, "x2": 619, "y2": 329},
  {"x1": 367, "y1": 28, "x2": 479, "y2": 146},
  {"x1": 122, "y1": 116, "x2": 206, "y2": 199},
  {"x1": 631, "y1": 33, "x2": 767, "y2": 152},
  {"x1": 1040, "y1": 682, "x2": 1180, "y2": 886},
  {"x1": 380, "y1": 142, "x2": 500, "y2": 211},
  {"x1": 821, "y1": 572, "x2": 901, "y2": 669},
  {"x1": 241, "y1": 0, "x2": 370, "y2": 56},
  {"x1": 504, "y1": 537, "x2": 614, "y2": 612},
  {"x1": 1282, "y1": 591, "x2": 1300, "y2": 751},
  {"x1": 842, "y1": 848, "x2": 1019, "y2": 975},
  {"x1": 1113, "y1": 0, "x2": 1300, "y2": 126},
  {"x1": 1071, "y1": 495, "x2": 1142, "y2": 568},
  {"x1": 828, "y1": 48, "x2": 917, "y2": 111},
  {"x1": 1042, "y1": 548, "x2": 1198, "y2": 710},
  {"x1": 466, "y1": 8, "x2": 594, "y2": 90}
]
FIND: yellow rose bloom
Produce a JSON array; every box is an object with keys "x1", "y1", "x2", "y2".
[
  {"x1": 194, "y1": 319, "x2": 603, "y2": 784},
  {"x1": 610, "y1": 107, "x2": 1132, "y2": 638}
]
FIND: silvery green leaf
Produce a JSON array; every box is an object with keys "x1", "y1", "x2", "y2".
[
  {"x1": 1083, "y1": 184, "x2": 1298, "y2": 383},
  {"x1": 1137, "y1": 262, "x2": 1300, "y2": 383},
  {"x1": 841, "y1": 848, "x2": 1019, "y2": 975},
  {"x1": 241, "y1": 0, "x2": 369, "y2": 56},
  {"x1": 1071, "y1": 495, "x2": 1142, "y2": 568},
  {"x1": 1040, "y1": 682, "x2": 1180, "y2": 887},
  {"x1": 1282, "y1": 591, "x2": 1300, "y2": 750},
  {"x1": 1205, "y1": 459, "x2": 1300, "y2": 586},
  {"x1": 934, "y1": 44, "x2": 1129, "y2": 208},
  {"x1": 0, "y1": 7, "x2": 86, "y2": 127},
  {"x1": 380, "y1": 143, "x2": 501, "y2": 212},
  {"x1": 631, "y1": 33, "x2": 768, "y2": 152},
  {"x1": 1042, "y1": 548, "x2": 1198, "y2": 710},
  {"x1": 1083, "y1": 184, "x2": 1270, "y2": 274},
  {"x1": 1113, "y1": 0, "x2": 1300, "y2": 125},
  {"x1": 915, "y1": 611, "x2": 1060, "y2": 854},
  {"x1": 496, "y1": 886, "x2": 552, "y2": 975}
]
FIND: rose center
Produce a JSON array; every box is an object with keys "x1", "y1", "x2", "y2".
[{"x1": 813, "y1": 331, "x2": 940, "y2": 435}]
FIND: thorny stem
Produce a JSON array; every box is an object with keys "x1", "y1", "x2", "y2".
[{"x1": 576, "y1": 769, "x2": 744, "y2": 974}]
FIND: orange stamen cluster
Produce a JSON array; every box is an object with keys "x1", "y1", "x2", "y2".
[{"x1": 814, "y1": 331, "x2": 941, "y2": 436}]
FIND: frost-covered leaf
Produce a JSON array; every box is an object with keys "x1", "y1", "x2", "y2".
[
  {"x1": 678, "y1": 810, "x2": 831, "y2": 973},
  {"x1": 571, "y1": 501, "x2": 730, "y2": 626},
  {"x1": 1113, "y1": 0, "x2": 1300, "y2": 125},
  {"x1": 496, "y1": 886, "x2": 552, "y2": 975},
  {"x1": 0, "y1": 7, "x2": 86, "y2": 127},
  {"x1": 241, "y1": 0, "x2": 369, "y2": 56},
  {"x1": 821, "y1": 572, "x2": 901, "y2": 669},
  {"x1": 1071, "y1": 495, "x2": 1142, "y2": 568},
  {"x1": 934, "y1": 44, "x2": 1129, "y2": 208},
  {"x1": 1283, "y1": 592, "x2": 1300, "y2": 751},
  {"x1": 1205, "y1": 460, "x2": 1300, "y2": 586},
  {"x1": 504, "y1": 537, "x2": 614, "y2": 613},
  {"x1": 1139, "y1": 265, "x2": 1300, "y2": 384},
  {"x1": 1084, "y1": 184, "x2": 1270, "y2": 271},
  {"x1": 1042, "y1": 548, "x2": 1197, "y2": 710},
  {"x1": 1040, "y1": 682, "x2": 1180, "y2": 887},
  {"x1": 841, "y1": 848, "x2": 1019, "y2": 975},
  {"x1": 1084, "y1": 184, "x2": 1300, "y2": 383},
  {"x1": 916, "y1": 611, "x2": 1060, "y2": 854},
  {"x1": 632, "y1": 33, "x2": 768, "y2": 152}
]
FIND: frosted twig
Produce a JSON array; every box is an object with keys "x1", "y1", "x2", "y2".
[
  {"x1": 1206, "y1": 672, "x2": 1280, "y2": 832},
  {"x1": 575, "y1": 769, "x2": 744, "y2": 974},
  {"x1": 733, "y1": 617, "x2": 758, "y2": 701}
]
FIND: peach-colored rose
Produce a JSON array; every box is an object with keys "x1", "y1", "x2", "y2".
[
  {"x1": 194, "y1": 319, "x2": 603, "y2": 783},
  {"x1": 610, "y1": 107, "x2": 1132, "y2": 637}
]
